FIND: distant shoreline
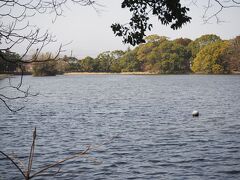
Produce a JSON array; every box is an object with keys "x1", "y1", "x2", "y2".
[
  {"x1": 64, "y1": 71, "x2": 240, "y2": 76},
  {"x1": 1, "y1": 72, "x2": 240, "y2": 79},
  {"x1": 64, "y1": 72, "x2": 157, "y2": 75}
]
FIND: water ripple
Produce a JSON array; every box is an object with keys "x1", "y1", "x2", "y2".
[{"x1": 1, "y1": 75, "x2": 240, "y2": 179}]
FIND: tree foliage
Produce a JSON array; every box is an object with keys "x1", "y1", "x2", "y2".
[
  {"x1": 111, "y1": 0, "x2": 191, "y2": 45},
  {"x1": 119, "y1": 49, "x2": 141, "y2": 72},
  {"x1": 0, "y1": 51, "x2": 21, "y2": 73},
  {"x1": 191, "y1": 41, "x2": 230, "y2": 74},
  {"x1": 135, "y1": 36, "x2": 191, "y2": 73},
  {"x1": 188, "y1": 34, "x2": 221, "y2": 60},
  {"x1": 3, "y1": 34, "x2": 240, "y2": 76},
  {"x1": 174, "y1": 38, "x2": 192, "y2": 47},
  {"x1": 149, "y1": 40, "x2": 191, "y2": 73},
  {"x1": 79, "y1": 56, "x2": 97, "y2": 72},
  {"x1": 32, "y1": 53, "x2": 59, "y2": 76}
]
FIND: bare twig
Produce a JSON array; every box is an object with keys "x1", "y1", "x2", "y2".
[
  {"x1": 9, "y1": 153, "x2": 27, "y2": 172},
  {"x1": 195, "y1": 0, "x2": 240, "y2": 23},
  {"x1": 26, "y1": 127, "x2": 37, "y2": 179},
  {"x1": 0, "y1": 151, "x2": 27, "y2": 179},
  {"x1": 30, "y1": 145, "x2": 91, "y2": 178},
  {"x1": 0, "y1": 0, "x2": 99, "y2": 112},
  {"x1": 0, "y1": 128, "x2": 116, "y2": 179}
]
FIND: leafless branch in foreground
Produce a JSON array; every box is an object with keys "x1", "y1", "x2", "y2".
[
  {"x1": 185, "y1": 0, "x2": 240, "y2": 23},
  {"x1": 197, "y1": 0, "x2": 240, "y2": 23},
  {"x1": 0, "y1": 77, "x2": 39, "y2": 112},
  {"x1": 0, "y1": 0, "x2": 99, "y2": 112},
  {"x1": 0, "y1": 127, "x2": 115, "y2": 179}
]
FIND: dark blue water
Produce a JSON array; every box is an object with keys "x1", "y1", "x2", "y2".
[{"x1": 0, "y1": 75, "x2": 240, "y2": 180}]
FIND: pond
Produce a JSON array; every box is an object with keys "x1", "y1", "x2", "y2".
[{"x1": 0, "y1": 75, "x2": 240, "y2": 179}]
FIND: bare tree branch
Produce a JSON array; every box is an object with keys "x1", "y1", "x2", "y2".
[
  {"x1": 30, "y1": 145, "x2": 91, "y2": 178},
  {"x1": 26, "y1": 127, "x2": 37, "y2": 179},
  {"x1": 0, "y1": 0, "x2": 98, "y2": 112},
  {"x1": 198, "y1": 0, "x2": 240, "y2": 23},
  {"x1": 0, "y1": 150, "x2": 27, "y2": 179},
  {"x1": 0, "y1": 128, "x2": 116, "y2": 179}
]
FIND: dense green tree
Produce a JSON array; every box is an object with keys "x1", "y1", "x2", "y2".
[
  {"x1": 110, "y1": 60, "x2": 122, "y2": 73},
  {"x1": 137, "y1": 42, "x2": 158, "y2": 68},
  {"x1": 119, "y1": 49, "x2": 142, "y2": 72},
  {"x1": 56, "y1": 60, "x2": 70, "y2": 74},
  {"x1": 66, "y1": 56, "x2": 80, "y2": 72},
  {"x1": 0, "y1": 51, "x2": 21, "y2": 73},
  {"x1": 109, "y1": 50, "x2": 125, "y2": 72},
  {"x1": 150, "y1": 40, "x2": 191, "y2": 73},
  {"x1": 110, "y1": 50, "x2": 125, "y2": 59},
  {"x1": 79, "y1": 56, "x2": 98, "y2": 72},
  {"x1": 31, "y1": 53, "x2": 62, "y2": 76},
  {"x1": 137, "y1": 36, "x2": 169, "y2": 70},
  {"x1": 96, "y1": 51, "x2": 114, "y2": 72},
  {"x1": 32, "y1": 61, "x2": 58, "y2": 76},
  {"x1": 133, "y1": 36, "x2": 191, "y2": 73},
  {"x1": 188, "y1": 34, "x2": 221, "y2": 60},
  {"x1": 77, "y1": 50, "x2": 125, "y2": 73},
  {"x1": 191, "y1": 41, "x2": 230, "y2": 74}
]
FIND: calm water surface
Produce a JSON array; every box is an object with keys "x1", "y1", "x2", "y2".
[{"x1": 0, "y1": 75, "x2": 240, "y2": 180}]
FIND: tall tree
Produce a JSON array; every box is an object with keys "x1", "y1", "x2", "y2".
[
  {"x1": 119, "y1": 49, "x2": 141, "y2": 72},
  {"x1": 0, "y1": 51, "x2": 20, "y2": 73},
  {"x1": 188, "y1": 34, "x2": 221, "y2": 60},
  {"x1": 79, "y1": 56, "x2": 98, "y2": 72},
  {"x1": 96, "y1": 51, "x2": 114, "y2": 72},
  {"x1": 191, "y1": 40, "x2": 230, "y2": 74},
  {"x1": 150, "y1": 40, "x2": 191, "y2": 74},
  {"x1": 32, "y1": 53, "x2": 59, "y2": 76},
  {"x1": 137, "y1": 35, "x2": 169, "y2": 70}
]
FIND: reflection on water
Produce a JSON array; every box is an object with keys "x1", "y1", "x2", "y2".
[{"x1": 1, "y1": 75, "x2": 240, "y2": 179}]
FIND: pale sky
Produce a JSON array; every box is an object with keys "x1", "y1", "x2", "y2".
[{"x1": 7, "y1": 0, "x2": 240, "y2": 58}]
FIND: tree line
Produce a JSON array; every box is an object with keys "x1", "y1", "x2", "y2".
[{"x1": 1, "y1": 34, "x2": 239, "y2": 76}]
